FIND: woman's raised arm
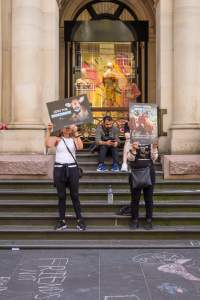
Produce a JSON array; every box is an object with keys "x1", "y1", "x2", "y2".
[{"x1": 45, "y1": 123, "x2": 59, "y2": 148}]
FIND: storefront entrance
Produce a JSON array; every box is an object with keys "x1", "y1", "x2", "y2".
[{"x1": 64, "y1": 16, "x2": 148, "y2": 142}]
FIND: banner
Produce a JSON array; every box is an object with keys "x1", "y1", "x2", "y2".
[
  {"x1": 47, "y1": 94, "x2": 93, "y2": 132},
  {"x1": 129, "y1": 103, "x2": 158, "y2": 144}
]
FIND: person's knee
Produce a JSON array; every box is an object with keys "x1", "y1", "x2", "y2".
[
  {"x1": 99, "y1": 145, "x2": 108, "y2": 149},
  {"x1": 112, "y1": 147, "x2": 119, "y2": 153},
  {"x1": 70, "y1": 190, "x2": 79, "y2": 200},
  {"x1": 58, "y1": 192, "x2": 66, "y2": 201}
]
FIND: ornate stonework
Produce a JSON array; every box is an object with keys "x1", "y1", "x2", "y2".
[
  {"x1": 57, "y1": 0, "x2": 66, "y2": 9},
  {"x1": 153, "y1": 0, "x2": 159, "y2": 7}
]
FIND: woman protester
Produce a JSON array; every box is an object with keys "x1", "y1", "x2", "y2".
[
  {"x1": 127, "y1": 141, "x2": 158, "y2": 230},
  {"x1": 45, "y1": 123, "x2": 86, "y2": 231}
]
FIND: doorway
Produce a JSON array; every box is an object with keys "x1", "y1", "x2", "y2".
[{"x1": 64, "y1": 19, "x2": 148, "y2": 142}]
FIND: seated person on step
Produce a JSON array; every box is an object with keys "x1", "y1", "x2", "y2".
[{"x1": 95, "y1": 115, "x2": 120, "y2": 172}]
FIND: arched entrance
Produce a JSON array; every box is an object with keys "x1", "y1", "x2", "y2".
[
  {"x1": 64, "y1": 0, "x2": 149, "y2": 102},
  {"x1": 59, "y1": 0, "x2": 156, "y2": 143}
]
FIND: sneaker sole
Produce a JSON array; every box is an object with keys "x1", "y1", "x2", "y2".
[
  {"x1": 144, "y1": 227, "x2": 153, "y2": 230},
  {"x1": 55, "y1": 225, "x2": 67, "y2": 231},
  {"x1": 76, "y1": 225, "x2": 86, "y2": 231}
]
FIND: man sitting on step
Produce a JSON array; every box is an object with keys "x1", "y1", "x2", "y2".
[{"x1": 95, "y1": 115, "x2": 120, "y2": 172}]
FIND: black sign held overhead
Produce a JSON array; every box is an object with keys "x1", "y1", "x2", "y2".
[{"x1": 46, "y1": 94, "x2": 93, "y2": 132}]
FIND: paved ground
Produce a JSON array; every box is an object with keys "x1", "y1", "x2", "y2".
[{"x1": 0, "y1": 248, "x2": 200, "y2": 300}]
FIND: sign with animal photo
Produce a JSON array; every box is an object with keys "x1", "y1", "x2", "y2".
[
  {"x1": 46, "y1": 94, "x2": 93, "y2": 132},
  {"x1": 129, "y1": 103, "x2": 158, "y2": 144}
]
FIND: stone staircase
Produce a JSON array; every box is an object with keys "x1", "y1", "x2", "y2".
[{"x1": 0, "y1": 150, "x2": 200, "y2": 248}]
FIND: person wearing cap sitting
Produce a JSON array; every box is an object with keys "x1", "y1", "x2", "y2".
[{"x1": 95, "y1": 115, "x2": 120, "y2": 172}]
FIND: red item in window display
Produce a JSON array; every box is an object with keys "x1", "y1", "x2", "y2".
[
  {"x1": 0, "y1": 123, "x2": 8, "y2": 130},
  {"x1": 124, "y1": 83, "x2": 141, "y2": 101}
]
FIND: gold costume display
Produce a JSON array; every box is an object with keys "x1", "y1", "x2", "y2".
[{"x1": 102, "y1": 63, "x2": 120, "y2": 107}]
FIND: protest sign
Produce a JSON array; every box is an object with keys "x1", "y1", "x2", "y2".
[
  {"x1": 47, "y1": 94, "x2": 93, "y2": 132},
  {"x1": 129, "y1": 103, "x2": 158, "y2": 144}
]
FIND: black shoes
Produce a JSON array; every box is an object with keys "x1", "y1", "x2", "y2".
[
  {"x1": 129, "y1": 219, "x2": 139, "y2": 229},
  {"x1": 55, "y1": 219, "x2": 86, "y2": 231},
  {"x1": 55, "y1": 220, "x2": 67, "y2": 231},
  {"x1": 129, "y1": 218, "x2": 153, "y2": 230},
  {"x1": 144, "y1": 219, "x2": 153, "y2": 230},
  {"x1": 77, "y1": 219, "x2": 86, "y2": 231}
]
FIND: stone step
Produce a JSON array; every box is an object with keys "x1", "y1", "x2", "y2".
[
  {"x1": 0, "y1": 179, "x2": 199, "y2": 190},
  {"x1": 76, "y1": 152, "x2": 162, "y2": 167},
  {"x1": 0, "y1": 170, "x2": 164, "y2": 185},
  {"x1": 0, "y1": 152, "x2": 162, "y2": 178},
  {"x1": 76, "y1": 161, "x2": 162, "y2": 171},
  {"x1": 82, "y1": 170, "x2": 164, "y2": 179},
  {"x1": 1, "y1": 239, "x2": 199, "y2": 249},
  {"x1": 0, "y1": 225, "x2": 199, "y2": 240},
  {"x1": 1, "y1": 188, "x2": 200, "y2": 201},
  {"x1": 0, "y1": 199, "x2": 200, "y2": 213},
  {"x1": 0, "y1": 212, "x2": 199, "y2": 226}
]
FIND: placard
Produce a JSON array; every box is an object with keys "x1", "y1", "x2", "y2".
[
  {"x1": 46, "y1": 94, "x2": 93, "y2": 132},
  {"x1": 129, "y1": 103, "x2": 158, "y2": 144}
]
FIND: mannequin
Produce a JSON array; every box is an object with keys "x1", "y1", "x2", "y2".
[
  {"x1": 102, "y1": 62, "x2": 120, "y2": 107},
  {"x1": 75, "y1": 68, "x2": 92, "y2": 96}
]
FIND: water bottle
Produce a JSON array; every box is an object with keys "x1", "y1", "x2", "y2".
[{"x1": 107, "y1": 185, "x2": 113, "y2": 204}]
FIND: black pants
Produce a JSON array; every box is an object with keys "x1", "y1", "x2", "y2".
[
  {"x1": 99, "y1": 145, "x2": 119, "y2": 164},
  {"x1": 54, "y1": 165, "x2": 82, "y2": 221},
  {"x1": 130, "y1": 185, "x2": 154, "y2": 220}
]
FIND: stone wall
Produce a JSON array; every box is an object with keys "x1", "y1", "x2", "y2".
[
  {"x1": 0, "y1": 155, "x2": 54, "y2": 179},
  {"x1": 163, "y1": 155, "x2": 200, "y2": 179}
]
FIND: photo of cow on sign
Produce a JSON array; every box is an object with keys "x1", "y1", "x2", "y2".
[{"x1": 129, "y1": 103, "x2": 158, "y2": 144}]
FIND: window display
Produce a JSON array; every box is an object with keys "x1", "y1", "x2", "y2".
[{"x1": 74, "y1": 42, "x2": 137, "y2": 109}]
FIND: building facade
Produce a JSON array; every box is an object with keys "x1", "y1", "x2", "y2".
[{"x1": 0, "y1": 0, "x2": 200, "y2": 154}]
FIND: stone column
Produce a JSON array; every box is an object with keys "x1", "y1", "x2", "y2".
[
  {"x1": 148, "y1": 30, "x2": 156, "y2": 104},
  {"x1": 42, "y1": 0, "x2": 59, "y2": 124},
  {"x1": 11, "y1": 0, "x2": 43, "y2": 127},
  {"x1": 1, "y1": 0, "x2": 12, "y2": 125},
  {"x1": 0, "y1": 0, "x2": 2, "y2": 121},
  {"x1": 156, "y1": 0, "x2": 173, "y2": 153},
  {"x1": 0, "y1": 0, "x2": 60, "y2": 153},
  {"x1": 171, "y1": 0, "x2": 200, "y2": 153},
  {"x1": 1, "y1": 0, "x2": 44, "y2": 153}
]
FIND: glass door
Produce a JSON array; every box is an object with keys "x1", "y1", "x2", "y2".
[
  {"x1": 73, "y1": 42, "x2": 138, "y2": 115},
  {"x1": 69, "y1": 41, "x2": 141, "y2": 143}
]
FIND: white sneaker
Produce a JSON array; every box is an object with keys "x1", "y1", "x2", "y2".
[{"x1": 121, "y1": 163, "x2": 128, "y2": 172}]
